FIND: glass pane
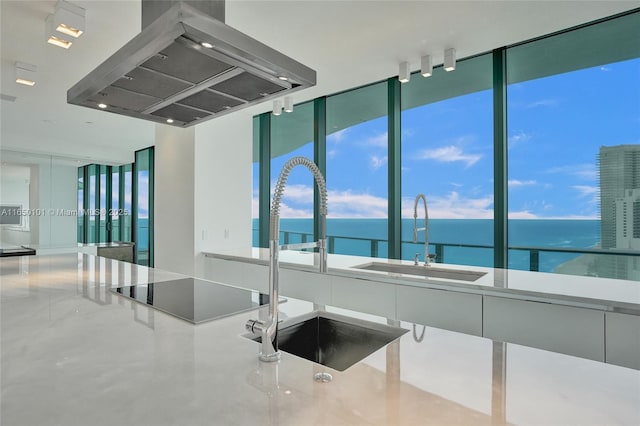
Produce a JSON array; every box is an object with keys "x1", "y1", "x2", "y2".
[
  {"x1": 270, "y1": 101, "x2": 314, "y2": 243},
  {"x1": 134, "y1": 148, "x2": 154, "y2": 266},
  {"x1": 401, "y1": 54, "x2": 494, "y2": 267},
  {"x1": 99, "y1": 165, "x2": 107, "y2": 242},
  {"x1": 87, "y1": 165, "x2": 97, "y2": 243},
  {"x1": 252, "y1": 115, "x2": 259, "y2": 247},
  {"x1": 77, "y1": 167, "x2": 84, "y2": 243},
  {"x1": 122, "y1": 164, "x2": 133, "y2": 242},
  {"x1": 111, "y1": 169, "x2": 120, "y2": 241},
  {"x1": 507, "y1": 12, "x2": 640, "y2": 280},
  {"x1": 326, "y1": 81, "x2": 388, "y2": 257}
]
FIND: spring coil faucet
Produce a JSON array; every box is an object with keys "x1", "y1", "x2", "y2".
[{"x1": 246, "y1": 156, "x2": 328, "y2": 362}]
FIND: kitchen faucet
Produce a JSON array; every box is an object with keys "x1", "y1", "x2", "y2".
[
  {"x1": 246, "y1": 156, "x2": 328, "y2": 362},
  {"x1": 413, "y1": 194, "x2": 433, "y2": 266}
]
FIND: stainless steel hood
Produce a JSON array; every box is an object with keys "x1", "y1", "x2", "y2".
[{"x1": 67, "y1": 1, "x2": 316, "y2": 127}]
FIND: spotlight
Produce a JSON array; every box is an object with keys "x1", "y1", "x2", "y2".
[
  {"x1": 272, "y1": 100, "x2": 282, "y2": 116},
  {"x1": 421, "y1": 55, "x2": 432, "y2": 77},
  {"x1": 284, "y1": 96, "x2": 293, "y2": 113},
  {"x1": 398, "y1": 61, "x2": 410, "y2": 83},
  {"x1": 444, "y1": 48, "x2": 456, "y2": 72}
]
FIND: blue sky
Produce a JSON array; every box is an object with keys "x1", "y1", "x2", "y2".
[{"x1": 254, "y1": 58, "x2": 640, "y2": 219}]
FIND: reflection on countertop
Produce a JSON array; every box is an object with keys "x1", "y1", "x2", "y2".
[{"x1": 1, "y1": 253, "x2": 639, "y2": 426}]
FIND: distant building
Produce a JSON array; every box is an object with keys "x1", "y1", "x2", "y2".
[{"x1": 598, "y1": 145, "x2": 640, "y2": 279}]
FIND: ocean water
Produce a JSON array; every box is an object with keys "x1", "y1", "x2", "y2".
[{"x1": 252, "y1": 218, "x2": 601, "y2": 272}]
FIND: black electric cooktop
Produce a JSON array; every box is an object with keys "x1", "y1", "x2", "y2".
[{"x1": 111, "y1": 278, "x2": 280, "y2": 324}]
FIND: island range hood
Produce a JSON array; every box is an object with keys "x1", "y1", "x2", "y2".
[{"x1": 67, "y1": 1, "x2": 316, "y2": 127}]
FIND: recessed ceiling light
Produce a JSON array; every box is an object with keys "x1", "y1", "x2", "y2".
[
  {"x1": 16, "y1": 78, "x2": 36, "y2": 87},
  {"x1": 47, "y1": 35, "x2": 73, "y2": 49},
  {"x1": 15, "y1": 62, "x2": 37, "y2": 86},
  {"x1": 98, "y1": 103, "x2": 107, "y2": 109},
  {"x1": 201, "y1": 42, "x2": 213, "y2": 48},
  {"x1": 278, "y1": 76, "x2": 288, "y2": 81},
  {"x1": 166, "y1": 118, "x2": 174, "y2": 124}
]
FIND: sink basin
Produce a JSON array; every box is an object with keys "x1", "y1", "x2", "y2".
[
  {"x1": 353, "y1": 262, "x2": 487, "y2": 282},
  {"x1": 249, "y1": 311, "x2": 407, "y2": 371}
]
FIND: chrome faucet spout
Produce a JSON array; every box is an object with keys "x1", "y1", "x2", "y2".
[
  {"x1": 413, "y1": 194, "x2": 430, "y2": 266},
  {"x1": 247, "y1": 156, "x2": 328, "y2": 362}
]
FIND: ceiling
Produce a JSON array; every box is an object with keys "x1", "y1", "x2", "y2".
[{"x1": 1, "y1": 0, "x2": 637, "y2": 165}]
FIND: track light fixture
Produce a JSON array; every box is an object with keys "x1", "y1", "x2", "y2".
[
  {"x1": 444, "y1": 48, "x2": 456, "y2": 72},
  {"x1": 420, "y1": 55, "x2": 432, "y2": 77},
  {"x1": 284, "y1": 96, "x2": 294, "y2": 113},
  {"x1": 398, "y1": 61, "x2": 410, "y2": 83},
  {"x1": 273, "y1": 100, "x2": 282, "y2": 116}
]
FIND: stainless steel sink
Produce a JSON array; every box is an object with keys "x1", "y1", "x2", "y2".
[
  {"x1": 353, "y1": 262, "x2": 487, "y2": 282},
  {"x1": 249, "y1": 311, "x2": 407, "y2": 371}
]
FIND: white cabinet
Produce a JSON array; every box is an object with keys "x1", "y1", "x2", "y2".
[
  {"x1": 396, "y1": 285, "x2": 483, "y2": 336},
  {"x1": 483, "y1": 296, "x2": 605, "y2": 362},
  {"x1": 331, "y1": 275, "x2": 396, "y2": 319},
  {"x1": 605, "y1": 312, "x2": 640, "y2": 370}
]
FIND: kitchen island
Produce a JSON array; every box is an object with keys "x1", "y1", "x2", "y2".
[{"x1": 2, "y1": 253, "x2": 639, "y2": 426}]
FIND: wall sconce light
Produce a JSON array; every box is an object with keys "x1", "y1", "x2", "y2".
[
  {"x1": 15, "y1": 62, "x2": 37, "y2": 86},
  {"x1": 444, "y1": 48, "x2": 456, "y2": 72},
  {"x1": 283, "y1": 96, "x2": 294, "y2": 113},
  {"x1": 272, "y1": 100, "x2": 282, "y2": 116},
  {"x1": 398, "y1": 61, "x2": 410, "y2": 83},
  {"x1": 420, "y1": 55, "x2": 432, "y2": 77},
  {"x1": 46, "y1": 0, "x2": 85, "y2": 49}
]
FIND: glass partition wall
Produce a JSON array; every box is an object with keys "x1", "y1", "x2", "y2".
[{"x1": 252, "y1": 9, "x2": 640, "y2": 281}]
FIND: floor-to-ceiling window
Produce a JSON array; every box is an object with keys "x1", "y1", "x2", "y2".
[
  {"x1": 269, "y1": 101, "x2": 315, "y2": 244},
  {"x1": 77, "y1": 152, "x2": 151, "y2": 265},
  {"x1": 401, "y1": 54, "x2": 494, "y2": 266},
  {"x1": 134, "y1": 147, "x2": 154, "y2": 267},
  {"x1": 506, "y1": 11, "x2": 640, "y2": 278},
  {"x1": 77, "y1": 167, "x2": 84, "y2": 243},
  {"x1": 251, "y1": 9, "x2": 640, "y2": 281},
  {"x1": 326, "y1": 82, "x2": 389, "y2": 257}
]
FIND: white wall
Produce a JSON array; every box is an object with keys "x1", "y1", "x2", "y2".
[
  {"x1": 154, "y1": 126, "x2": 196, "y2": 276},
  {"x1": 153, "y1": 111, "x2": 253, "y2": 277},
  {"x1": 38, "y1": 159, "x2": 78, "y2": 248},
  {"x1": 193, "y1": 112, "x2": 253, "y2": 277}
]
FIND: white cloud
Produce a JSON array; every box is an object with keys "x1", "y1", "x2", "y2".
[
  {"x1": 508, "y1": 130, "x2": 532, "y2": 146},
  {"x1": 508, "y1": 179, "x2": 536, "y2": 188},
  {"x1": 278, "y1": 202, "x2": 313, "y2": 218},
  {"x1": 370, "y1": 155, "x2": 387, "y2": 171},
  {"x1": 363, "y1": 132, "x2": 388, "y2": 148},
  {"x1": 275, "y1": 183, "x2": 314, "y2": 203},
  {"x1": 508, "y1": 210, "x2": 539, "y2": 219},
  {"x1": 328, "y1": 190, "x2": 388, "y2": 218},
  {"x1": 415, "y1": 145, "x2": 482, "y2": 167},
  {"x1": 600, "y1": 66, "x2": 612, "y2": 72},
  {"x1": 257, "y1": 184, "x2": 389, "y2": 218},
  {"x1": 526, "y1": 99, "x2": 558, "y2": 108},
  {"x1": 546, "y1": 164, "x2": 597, "y2": 181},
  {"x1": 573, "y1": 185, "x2": 599, "y2": 198},
  {"x1": 327, "y1": 128, "x2": 348, "y2": 143},
  {"x1": 401, "y1": 192, "x2": 493, "y2": 219},
  {"x1": 327, "y1": 149, "x2": 338, "y2": 159}
]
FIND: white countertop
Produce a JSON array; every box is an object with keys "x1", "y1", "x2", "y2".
[
  {"x1": 1, "y1": 253, "x2": 639, "y2": 426},
  {"x1": 204, "y1": 248, "x2": 640, "y2": 313}
]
